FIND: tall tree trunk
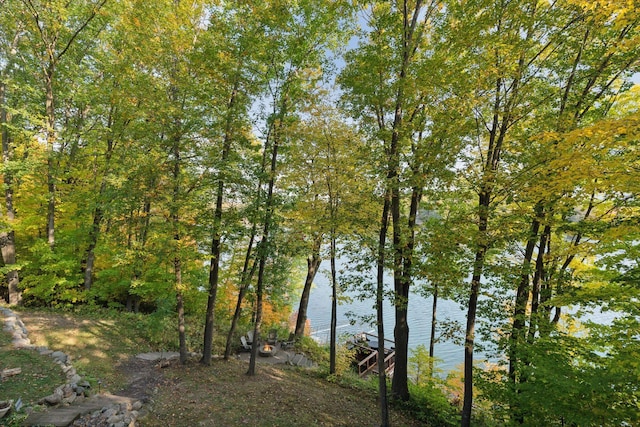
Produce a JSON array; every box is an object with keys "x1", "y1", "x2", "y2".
[
  {"x1": 387, "y1": 0, "x2": 430, "y2": 401},
  {"x1": 462, "y1": 75, "x2": 508, "y2": 426},
  {"x1": 202, "y1": 81, "x2": 239, "y2": 365},
  {"x1": 429, "y1": 283, "x2": 437, "y2": 376},
  {"x1": 248, "y1": 110, "x2": 283, "y2": 376},
  {"x1": 0, "y1": 78, "x2": 20, "y2": 305},
  {"x1": 529, "y1": 224, "x2": 551, "y2": 340},
  {"x1": 82, "y1": 106, "x2": 116, "y2": 290},
  {"x1": 226, "y1": 88, "x2": 274, "y2": 361},
  {"x1": 127, "y1": 197, "x2": 153, "y2": 307},
  {"x1": 223, "y1": 233, "x2": 258, "y2": 360},
  {"x1": 45, "y1": 65, "x2": 56, "y2": 249},
  {"x1": 247, "y1": 239, "x2": 266, "y2": 376},
  {"x1": 462, "y1": 241, "x2": 486, "y2": 427},
  {"x1": 329, "y1": 234, "x2": 337, "y2": 375},
  {"x1": 175, "y1": 256, "x2": 187, "y2": 365},
  {"x1": 508, "y1": 205, "x2": 542, "y2": 424},
  {"x1": 172, "y1": 135, "x2": 187, "y2": 365},
  {"x1": 376, "y1": 190, "x2": 391, "y2": 427},
  {"x1": 392, "y1": 179, "x2": 422, "y2": 400},
  {"x1": 224, "y1": 249, "x2": 258, "y2": 360},
  {"x1": 509, "y1": 205, "x2": 542, "y2": 381},
  {"x1": 294, "y1": 234, "x2": 322, "y2": 339},
  {"x1": 83, "y1": 206, "x2": 102, "y2": 290}
]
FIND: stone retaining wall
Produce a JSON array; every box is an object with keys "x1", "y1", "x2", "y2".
[{"x1": 0, "y1": 306, "x2": 144, "y2": 427}]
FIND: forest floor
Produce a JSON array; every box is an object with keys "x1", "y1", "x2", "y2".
[{"x1": 6, "y1": 310, "x2": 422, "y2": 426}]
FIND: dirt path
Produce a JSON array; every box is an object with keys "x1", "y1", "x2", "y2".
[{"x1": 114, "y1": 356, "x2": 171, "y2": 402}]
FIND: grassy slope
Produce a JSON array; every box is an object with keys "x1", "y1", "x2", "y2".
[
  {"x1": 0, "y1": 331, "x2": 67, "y2": 405},
  {"x1": 1, "y1": 308, "x2": 423, "y2": 427}
]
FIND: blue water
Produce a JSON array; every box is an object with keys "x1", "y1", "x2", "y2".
[
  {"x1": 303, "y1": 262, "x2": 613, "y2": 376},
  {"x1": 304, "y1": 263, "x2": 469, "y2": 375}
]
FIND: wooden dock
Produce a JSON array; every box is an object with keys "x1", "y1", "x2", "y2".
[{"x1": 351, "y1": 332, "x2": 395, "y2": 378}]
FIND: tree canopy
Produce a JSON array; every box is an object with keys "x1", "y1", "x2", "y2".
[{"x1": 1, "y1": 1, "x2": 638, "y2": 425}]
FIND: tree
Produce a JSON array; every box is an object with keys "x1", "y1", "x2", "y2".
[
  {"x1": 244, "y1": 0, "x2": 353, "y2": 376},
  {"x1": 340, "y1": 0, "x2": 459, "y2": 403},
  {"x1": 437, "y1": 2, "x2": 571, "y2": 424},
  {"x1": 0, "y1": 3, "x2": 23, "y2": 305},
  {"x1": 199, "y1": 3, "x2": 263, "y2": 365},
  {"x1": 285, "y1": 103, "x2": 371, "y2": 372},
  {"x1": 19, "y1": 0, "x2": 107, "y2": 250},
  {"x1": 433, "y1": 1, "x2": 640, "y2": 424}
]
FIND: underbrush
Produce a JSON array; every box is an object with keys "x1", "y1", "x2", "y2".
[{"x1": 402, "y1": 382, "x2": 460, "y2": 426}]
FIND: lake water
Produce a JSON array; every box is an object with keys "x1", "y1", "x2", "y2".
[
  {"x1": 304, "y1": 262, "x2": 469, "y2": 375},
  {"x1": 303, "y1": 260, "x2": 615, "y2": 376}
]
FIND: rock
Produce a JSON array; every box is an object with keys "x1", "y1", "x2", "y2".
[
  {"x1": 51, "y1": 351, "x2": 68, "y2": 364},
  {"x1": 38, "y1": 347, "x2": 53, "y2": 356},
  {"x1": 2, "y1": 308, "x2": 148, "y2": 427},
  {"x1": 102, "y1": 408, "x2": 118, "y2": 418},
  {"x1": 107, "y1": 413, "x2": 124, "y2": 423},
  {"x1": 43, "y1": 389, "x2": 63, "y2": 405},
  {"x1": 61, "y1": 394, "x2": 77, "y2": 405},
  {"x1": 12, "y1": 338, "x2": 32, "y2": 348},
  {"x1": 1, "y1": 367, "x2": 22, "y2": 378},
  {"x1": 61, "y1": 384, "x2": 74, "y2": 398}
]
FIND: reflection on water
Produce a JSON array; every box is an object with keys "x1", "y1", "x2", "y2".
[
  {"x1": 304, "y1": 267, "x2": 468, "y2": 375},
  {"x1": 300, "y1": 253, "x2": 614, "y2": 378}
]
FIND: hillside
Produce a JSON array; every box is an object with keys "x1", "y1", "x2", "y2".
[{"x1": 1, "y1": 309, "x2": 423, "y2": 426}]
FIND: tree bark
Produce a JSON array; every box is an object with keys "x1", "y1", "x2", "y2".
[
  {"x1": 223, "y1": 238, "x2": 258, "y2": 360},
  {"x1": 82, "y1": 105, "x2": 116, "y2": 290},
  {"x1": 509, "y1": 205, "x2": 542, "y2": 382},
  {"x1": 392, "y1": 178, "x2": 422, "y2": 400},
  {"x1": 429, "y1": 283, "x2": 437, "y2": 376},
  {"x1": 248, "y1": 105, "x2": 283, "y2": 376},
  {"x1": 329, "y1": 234, "x2": 337, "y2": 375},
  {"x1": 173, "y1": 140, "x2": 187, "y2": 365},
  {"x1": 294, "y1": 234, "x2": 322, "y2": 339},
  {"x1": 202, "y1": 80, "x2": 239, "y2": 365},
  {"x1": 508, "y1": 204, "x2": 542, "y2": 424},
  {"x1": 82, "y1": 207, "x2": 102, "y2": 290},
  {"x1": 376, "y1": 189, "x2": 391, "y2": 427},
  {"x1": 45, "y1": 65, "x2": 56, "y2": 249},
  {"x1": 175, "y1": 256, "x2": 187, "y2": 365},
  {"x1": 387, "y1": 0, "x2": 429, "y2": 401},
  {"x1": 462, "y1": 71, "x2": 508, "y2": 426},
  {"x1": 0, "y1": 78, "x2": 20, "y2": 305},
  {"x1": 529, "y1": 224, "x2": 551, "y2": 339}
]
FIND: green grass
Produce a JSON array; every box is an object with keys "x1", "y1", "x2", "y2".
[
  {"x1": 10, "y1": 307, "x2": 157, "y2": 392},
  {"x1": 0, "y1": 308, "x2": 431, "y2": 426},
  {"x1": 0, "y1": 330, "x2": 67, "y2": 425},
  {"x1": 0, "y1": 331, "x2": 66, "y2": 404}
]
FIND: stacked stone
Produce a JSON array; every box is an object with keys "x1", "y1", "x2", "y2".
[
  {"x1": 72, "y1": 400, "x2": 145, "y2": 427},
  {"x1": 1, "y1": 306, "x2": 32, "y2": 348},
  {"x1": 0, "y1": 306, "x2": 89, "y2": 406},
  {"x1": 38, "y1": 350, "x2": 91, "y2": 405},
  {"x1": 1, "y1": 307, "x2": 145, "y2": 426}
]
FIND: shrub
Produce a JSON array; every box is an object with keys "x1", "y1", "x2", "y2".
[{"x1": 404, "y1": 381, "x2": 459, "y2": 427}]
